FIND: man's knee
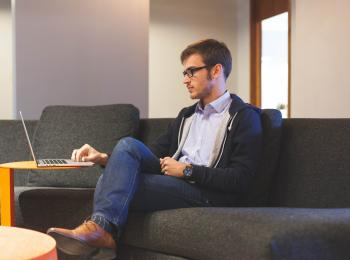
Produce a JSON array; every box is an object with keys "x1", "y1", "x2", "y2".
[{"x1": 112, "y1": 137, "x2": 142, "y2": 155}]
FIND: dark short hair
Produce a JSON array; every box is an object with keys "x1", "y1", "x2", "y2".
[{"x1": 181, "y1": 39, "x2": 232, "y2": 80}]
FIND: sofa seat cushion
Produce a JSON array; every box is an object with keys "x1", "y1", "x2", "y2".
[
  {"x1": 27, "y1": 104, "x2": 139, "y2": 187},
  {"x1": 17, "y1": 187, "x2": 95, "y2": 232},
  {"x1": 118, "y1": 245, "x2": 188, "y2": 260},
  {"x1": 17, "y1": 188, "x2": 350, "y2": 260},
  {"x1": 121, "y1": 207, "x2": 350, "y2": 260}
]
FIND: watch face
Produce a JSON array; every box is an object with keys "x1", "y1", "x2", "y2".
[{"x1": 184, "y1": 166, "x2": 192, "y2": 177}]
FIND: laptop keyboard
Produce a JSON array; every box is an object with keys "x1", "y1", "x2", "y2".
[{"x1": 42, "y1": 159, "x2": 67, "y2": 165}]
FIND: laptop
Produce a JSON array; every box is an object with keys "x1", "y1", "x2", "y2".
[{"x1": 19, "y1": 111, "x2": 94, "y2": 167}]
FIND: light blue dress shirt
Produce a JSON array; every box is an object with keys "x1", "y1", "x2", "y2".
[{"x1": 179, "y1": 91, "x2": 232, "y2": 166}]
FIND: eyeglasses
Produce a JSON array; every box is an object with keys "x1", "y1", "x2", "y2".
[{"x1": 183, "y1": 65, "x2": 208, "y2": 78}]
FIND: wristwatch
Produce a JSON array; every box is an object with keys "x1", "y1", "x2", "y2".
[{"x1": 183, "y1": 164, "x2": 193, "y2": 179}]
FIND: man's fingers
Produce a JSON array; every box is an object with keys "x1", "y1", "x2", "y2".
[
  {"x1": 71, "y1": 149, "x2": 78, "y2": 161},
  {"x1": 82, "y1": 153, "x2": 99, "y2": 163},
  {"x1": 160, "y1": 161, "x2": 168, "y2": 170},
  {"x1": 160, "y1": 158, "x2": 167, "y2": 168},
  {"x1": 82, "y1": 144, "x2": 90, "y2": 149},
  {"x1": 75, "y1": 148, "x2": 87, "y2": 162},
  {"x1": 161, "y1": 165, "x2": 166, "y2": 172},
  {"x1": 71, "y1": 144, "x2": 102, "y2": 162}
]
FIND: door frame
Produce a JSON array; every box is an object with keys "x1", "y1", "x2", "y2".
[{"x1": 250, "y1": 0, "x2": 291, "y2": 117}]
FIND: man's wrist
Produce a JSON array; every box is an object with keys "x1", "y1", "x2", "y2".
[{"x1": 182, "y1": 164, "x2": 193, "y2": 179}]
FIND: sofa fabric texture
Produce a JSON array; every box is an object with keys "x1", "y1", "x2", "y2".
[
  {"x1": 122, "y1": 208, "x2": 350, "y2": 260},
  {"x1": 2, "y1": 105, "x2": 350, "y2": 260},
  {"x1": 271, "y1": 119, "x2": 350, "y2": 208},
  {"x1": 27, "y1": 104, "x2": 139, "y2": 187},
  {"x1": 0, "y1": 120, "x2": 37, "y2": 186},
  {"x1": 237, "y1": 109, "x2": 282, "y2": 206}
]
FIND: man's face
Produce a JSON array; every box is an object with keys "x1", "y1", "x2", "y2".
[{"x1": 182, "y1": 54, "x2": 213, "y2": 100}]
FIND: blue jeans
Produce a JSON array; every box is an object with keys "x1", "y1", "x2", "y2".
[{"x1": 91, "y1": 137, "x2": 212, "y2": 238}]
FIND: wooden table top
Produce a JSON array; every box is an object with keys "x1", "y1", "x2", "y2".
[
  {"x1": 0, "y1": 226, "x2": 57, "y2": 260},
  {"x1": 0, "y1": 161, "x2": 81, "y2": 170}
]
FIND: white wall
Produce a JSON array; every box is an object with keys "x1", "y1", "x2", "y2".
[
  {"x1": 149, "y1": 0, "x2": 249, "y2": 118},
  {"x1": 231, "y1": 0, "x2": 350, "y2": 118},
  {"x1": 15, "y1": 0, "x2": 149, "y2": 119},
  {"x1": 291, "y1": 0, "x2": 350, "y2": 118},
  {"x1": 0, "y1": 0, "x2": 14, "y2": 119},
  {"x1": 234, "y1": 0, "x2": 250, "y2": 103}
]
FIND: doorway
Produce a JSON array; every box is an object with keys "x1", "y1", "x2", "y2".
[{"x1": 250, "y1": 0, "x2": 290, "y2": 117}]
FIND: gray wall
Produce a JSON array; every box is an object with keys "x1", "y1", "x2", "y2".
[{"x1": 15, "y1": 0, "x2": 149, "y2": 119}]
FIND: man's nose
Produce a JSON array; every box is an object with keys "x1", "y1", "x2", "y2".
[{"x1": 183, "y1": 75, "x2": 190, "y2": 85}]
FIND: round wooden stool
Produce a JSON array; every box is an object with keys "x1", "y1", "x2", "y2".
[{"x1": 0, "y1": 226, "x2": 57, "y2": 260}]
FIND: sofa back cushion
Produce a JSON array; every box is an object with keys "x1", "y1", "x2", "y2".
[
  {"x1": 138, "y1": 118, "x2": 174, "y2": 146},
  {"x1": 270, "y1": 119, "x2": 350, "y2": 207},
  {"x1": 237, "y1": 109, "x2": 282, "y2": 206},
  {"x1": 27, "y1": 104, "x2": 139, "y2": 187},
  {"x1": 0, "y1": 120, "x2": 37, "y2": 186}
]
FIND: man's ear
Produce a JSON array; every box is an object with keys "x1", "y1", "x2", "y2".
[{"x1": 211, "y1": 64, "x2": 223, "y2": 79}]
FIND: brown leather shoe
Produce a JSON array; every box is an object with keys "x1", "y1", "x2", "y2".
[{"x1": 47, "y1": 220, "x2": 116, "y2": 259}]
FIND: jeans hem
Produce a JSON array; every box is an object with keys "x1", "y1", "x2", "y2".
[{"x1": 91, "y1": 212, "x2": 121, "y2": 240}]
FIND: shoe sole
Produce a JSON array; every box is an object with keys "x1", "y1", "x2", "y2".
[{"x1": 48, "y1": 231, "x2": 116, "y2": 259}]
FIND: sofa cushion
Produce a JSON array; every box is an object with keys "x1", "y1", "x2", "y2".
[
  {"x1": 0, "y1": 120, "x2": 38, "y2": 186},
  {"x1": 121, "y1": 207, "x2": 350, "y2": 260},
  {"x1": 27, "y1": 104, "x2": 139, "y2": 187},
  {"x1": 18, "y1": 187, "x2": 95, "y2": 232},
  {"x1": 271, "y1": 228, "x2": 350, "y2": 260},
  {"x1": 270, "y1": 119, "x2": 350, "y2": 207},
  {"x1": 138, "y1": 118, "x2": 174, "y2": 146},
  {"x1": 17, "y1": 190, "x2": 350, "y2": 260},
  {"x1": 118, "y1": 245, "x2": 188, "y2": 260},
  {"x1": 237, "y1": 109, "x2": 282, "y2": 206}
]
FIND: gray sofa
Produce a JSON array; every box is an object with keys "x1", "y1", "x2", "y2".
[{"x1": 1, "y1": 104, "x2": 350, "y2": 260}]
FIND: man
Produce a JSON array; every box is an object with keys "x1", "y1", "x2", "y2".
[{"x1": 47, "y1": 39, "x2": 263, "y2": 258}]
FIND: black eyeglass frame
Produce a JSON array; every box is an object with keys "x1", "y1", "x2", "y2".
[{"x1": 182, "y1": 65, "x2": 209, "y2": 78}]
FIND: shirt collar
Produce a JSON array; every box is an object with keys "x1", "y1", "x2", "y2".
[{"x1": 197, "y1": 91, "x2": 231, "y2": 113}]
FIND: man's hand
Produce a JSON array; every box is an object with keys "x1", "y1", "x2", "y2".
[
  {"x1": 71, "y1": 144, "x2": 109, "y2": 166},
  {"x1": 160, "y1": 157, "x2": 187, "y2": 178}
]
